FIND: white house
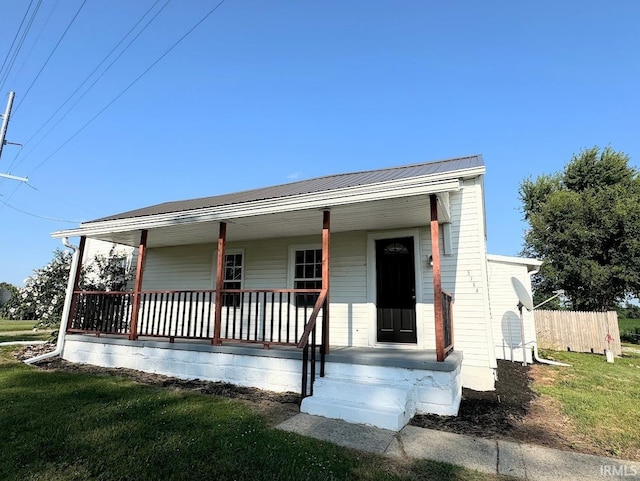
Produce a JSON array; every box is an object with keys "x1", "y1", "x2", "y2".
[{"x1": 50, "y1": 155, "x2": 538, "y2": 431}]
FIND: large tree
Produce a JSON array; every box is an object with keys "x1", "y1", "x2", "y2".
[{"x1": 520, "y1": 146, "x2": 640, "y2": 311}]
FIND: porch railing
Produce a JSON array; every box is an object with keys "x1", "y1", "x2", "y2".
[
  {"x1": 442, "y1": 291, "x2": 454, "y2": 357},
  {"x1": 67, "y1": 288, "x2": 326, "y2": 396},
  {"x1": 68, "y1": 291, "x2": 133, "y2": 335}
]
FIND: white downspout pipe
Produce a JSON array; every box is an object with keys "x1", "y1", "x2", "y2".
[
  {"x1": 528, "y1": 267, "x2": 571, "y2": 367},
  {"x1": 24, "y1": 237, "x2": 80, "y2": 365}
]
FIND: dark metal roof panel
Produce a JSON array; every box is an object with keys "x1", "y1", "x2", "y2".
[{"x1": 87, "y1": 155, "x2": 483, "y2": 224}]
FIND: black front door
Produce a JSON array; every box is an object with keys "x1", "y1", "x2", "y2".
[{"x1": 375, "y1": 237, "x2": 417, "y2": 343}]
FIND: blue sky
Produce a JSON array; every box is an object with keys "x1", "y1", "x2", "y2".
[{"x1": 0, "y1": 0, "x2": 638, "y2": 286}]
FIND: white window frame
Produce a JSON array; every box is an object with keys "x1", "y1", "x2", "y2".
[
  {"x1": 212, "y1": 248, "x2": 245, "y2": 290},
  {"x1": 287, "y1": 244, "x2": 322, "y2": 289}
]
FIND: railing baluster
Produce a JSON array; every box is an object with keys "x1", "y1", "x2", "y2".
[
  {"x1": 206, "y1": 292, "x2": 213, "y2": 339},
  {"x1": 253, "y1": 292, "x2": 260, "y2": 340},
  {"x1": 180, "y1": 293, "x2": 187, "y2": 337},
  {"x1": 278, "y1": 293, "x2": 283, "y2": 343},
  {"x1": 269, "y1": 292, "x2": 275, "y2": 343},
  {"x1": 199, "y1": 292, "x2": 206, "y2": 338},
  {"x1": 186, "y1": 291, "x2": 194, "y2": 337},
  {"x1": 236, "y1": 292, "x2": 243, "y2": 340},
  {"x1": 286, "y1": 293, "x2": 291, "y2": 344}
]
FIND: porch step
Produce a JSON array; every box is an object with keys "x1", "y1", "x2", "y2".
[{"x1": 300, "y1": 377, "x2": 415, "y2": 431}]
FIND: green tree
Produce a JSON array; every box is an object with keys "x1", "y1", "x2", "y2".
[
  {"x1": 520, "y1": 146, "x2": 640, "y2": 311},
  {"x1": 18, "y1": 249, "x2": 73, "y2": 326},
  {"x1": 0, "y1": 282, "x2": 21, "y2": 319},
  {"x1": 7, "y1": 246, "x2": 133, "y2": 327}
]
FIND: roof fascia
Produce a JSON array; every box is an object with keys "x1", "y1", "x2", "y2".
[{"x1": 486, "y1": 254, "x2": 543, "y2": 267}]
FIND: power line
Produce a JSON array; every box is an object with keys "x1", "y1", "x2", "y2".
[
  {"x1": 13, "y1": 0, "x2": 88, "y2": 114},
  {"x1": 9, "y1": 0, "x2": 62, "y2": 89},
  {"x1": 0, "y1": 196, "x2": 81, "y2": 223},
  {"x1": 27, "y1": 0, "x2": 228, "y2": 176},
  {"x1": 6, "y1": 0, "x2": 170, "y2": 174},
  {"x1": 0, "y1": 0, "x2": 35, "y2": 79},
  {"x1": 0, "y1": 0, "x2": 44, "y2": 93}
]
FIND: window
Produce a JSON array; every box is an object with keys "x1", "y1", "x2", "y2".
[
  {"x1": 222, "y1": 252, "x2": 243, "y2": 307},
  {"x1": 293, "y1": 248, "x2": 322, "y2": 307}
]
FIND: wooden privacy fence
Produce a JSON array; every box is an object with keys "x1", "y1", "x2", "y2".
[{"x1": 535, "y1": 310, "x2": 621, "y2": 356}]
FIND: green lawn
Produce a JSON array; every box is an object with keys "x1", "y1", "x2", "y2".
[
  {"x1": 0, "y1": 347, "x2": 513, "y2": 481},
  {"x1": 534, "y1": 350, "x2": 640, "y2": 459},
  {"x1": 618, "y1": 318, "x2": 640, "y2": 344},
  {"x1": 0, "y1": 319, "x2": 52, "y2": 343},
  {"x1": 0, "y1": 319, "x2": 38, "y2": 332}
]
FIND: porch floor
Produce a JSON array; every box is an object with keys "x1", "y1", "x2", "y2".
[{"x1": 66, "y1": 334, "x2": 461, "y2": 372}]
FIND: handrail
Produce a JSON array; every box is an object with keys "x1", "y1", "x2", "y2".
[{"x1": 296, "y1": 289, "x2": 327, "y2": 348}]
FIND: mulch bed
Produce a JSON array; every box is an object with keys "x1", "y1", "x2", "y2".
[{"x1": 411, "y1": 360, "x2": 535, "y2": 439}]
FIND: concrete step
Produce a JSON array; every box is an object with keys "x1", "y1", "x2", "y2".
[
  {"x1": 308, "y1": 377, "x2": 413, "y2": 409},
  {"x1": 300, "y1": 377, "x2": 415, "y2": 431}
]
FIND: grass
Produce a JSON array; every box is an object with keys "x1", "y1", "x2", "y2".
[
  {"x1": 0, "y1": 319, "x2": 38, "y2": 332},
  {"x1": 534, "y1": 349, "x2": 640, "y2": 459},
  {"x1": 0, "y1": 347, "x2": 512, "y2": 481},
  {"x1": 618, "y1": 318, "x2": 640, "y2": 332},
  {"x1": 0, "y1": 319, "x2": 52, "y2": 343}
]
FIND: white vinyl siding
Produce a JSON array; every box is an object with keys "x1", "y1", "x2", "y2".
[
  {"x1": 487, "y1": 259, "x2": 536, "y2": 363},
  {"x1": 142, "y1": 244, "x2": 214, "y2": 290}
]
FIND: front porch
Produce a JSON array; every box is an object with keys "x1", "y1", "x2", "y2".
[{"x1": 62, "y1": 193, "x2": 456, "y2": 401}]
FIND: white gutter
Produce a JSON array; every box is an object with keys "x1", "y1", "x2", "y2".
[
  {"x1": 52, "y1": 170, "x2": 484, "y2": 239},
  {"x1": 24, "y1": 237, "x2": 80, "y2": 365}
]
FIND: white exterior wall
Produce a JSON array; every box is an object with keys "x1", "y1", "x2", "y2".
[{"x1": 488, "y1": 259, "x2": 536, "y2": 363}]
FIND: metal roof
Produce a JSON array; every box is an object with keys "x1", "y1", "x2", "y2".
[{"x1": 87, "y1": 155, "x2": 484, "y2": 224}]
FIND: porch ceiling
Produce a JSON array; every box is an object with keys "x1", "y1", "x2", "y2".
[{"x1": 88, "y1": 194, "x2": 447, "y2": 248}]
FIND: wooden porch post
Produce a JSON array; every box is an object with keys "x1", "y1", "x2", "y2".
[
  {"x1": 129, "y1": 230, "x2": 148, "y2": 341},
  {"x1": 322, "y1": 210, "x2": 330, "y2": 355},
  {"x1": 430, "y1": 194, "x2": 445, "y2": 361},
  {"x1": 212, "y1": 222, "x2": 226, "y2": 345},
  {"x1": 66, "y1": 236, "x2": 86, "y2": 331}
]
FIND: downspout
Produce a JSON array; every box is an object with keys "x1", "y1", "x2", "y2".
[
  {"x1": 528, "y1": 267, "x2": 571, "y2": 367},
  {"x1": 24, "y1": 237, "x2": 80, "y2": 365}
]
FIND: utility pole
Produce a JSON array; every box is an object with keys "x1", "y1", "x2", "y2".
[
  {"x1": 0, "y1": 91, "x2": 16, "y2": 160},
  {"x1": 0, "y1": 91, "x2": 27, "y2": 183}
]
